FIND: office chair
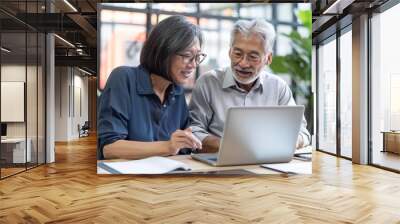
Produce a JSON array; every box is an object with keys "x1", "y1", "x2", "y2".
[{"x1": 79, "y1": 121, "x2": 90, "y2": 138}]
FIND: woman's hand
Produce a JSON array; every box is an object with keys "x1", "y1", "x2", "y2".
[
  {"x1": 296, "y1": 135, "x2": 304, "y2": 149},
  {"x1": 167, "y1": 127, "x2": 202, "y2": 155}
]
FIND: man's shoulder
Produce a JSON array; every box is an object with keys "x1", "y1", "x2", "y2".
[
  {"x1": 196, "y1": 67, "x2": 227, "y2": 85},
  {"x1": 262, "y1": 71, "x2": 289, "y2": 87}
]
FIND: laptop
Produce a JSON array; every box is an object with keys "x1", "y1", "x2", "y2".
[{"x1": 191, "y1": 106, "x2": 304, "y2": 166}]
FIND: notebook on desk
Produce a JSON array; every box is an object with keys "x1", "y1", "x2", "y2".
[
  {"x1": 261, "y1": 162, "x2": 312, "y2": 175},
  {"x1": 97, "y1": 156, "x2": 191, "y2": 174}
]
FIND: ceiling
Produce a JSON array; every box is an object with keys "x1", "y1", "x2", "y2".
[
  {"x1": 0, "y1": 0, "x2": 99, "y2": 74},
  {"x1": 312, "y1": 0, "x2": 390, "y2": 44}
]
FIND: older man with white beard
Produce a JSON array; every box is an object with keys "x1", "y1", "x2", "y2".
[{"x1": 189, "y1": 19, "x2": 311, "y2": 153}]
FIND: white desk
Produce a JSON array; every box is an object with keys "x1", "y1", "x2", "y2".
[{"x1": 1, "y1": 138, "x2": 31, "y2": 163}]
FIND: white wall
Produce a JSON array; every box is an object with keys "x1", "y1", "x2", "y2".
[
  {"x1": 55, "y1": 66, "x2": 69, "y2": 141},
  {"x1": 71, "y1": 71, "x2": 89, "y2": 138},
  {"x1": 55, "y1": 67, "x2": 89, "y2": 141}
]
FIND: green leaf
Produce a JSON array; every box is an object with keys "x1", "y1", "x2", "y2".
[
  {"x1": 297, "y1": 10, "x2": 312, "y2": 32},
  {"x1": 269, "y1": 8, "x2": 312, "y2": 99}
]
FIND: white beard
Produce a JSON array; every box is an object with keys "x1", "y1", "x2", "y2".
[{"x1": 232, "y1": 70, "x2": 260, "y2": 85}]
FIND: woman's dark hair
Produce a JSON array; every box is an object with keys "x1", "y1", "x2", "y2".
[{"x1": 140, "y1": 15, "x2": 203, "y2": 81}]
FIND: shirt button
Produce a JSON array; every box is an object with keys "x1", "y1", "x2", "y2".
[
  {"x1": 163, "y1": 104, "x2": 167, "y2": 108},
  {"x1": 172, "y1": 97, "x2": 175, "y2": 101}
]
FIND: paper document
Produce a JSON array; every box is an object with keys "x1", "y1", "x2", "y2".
[
  {"x1": 261, "y1": 162, "x2": 312, "y2": 174},
  {"x1": 294, "y1": 146, "x2": 313, "y2": 155},
  {"x1": 98, "y1": 156, "x2": 191, "y2": 174}
]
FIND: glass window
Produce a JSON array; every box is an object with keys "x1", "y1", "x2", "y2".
[
  {"x1": 277, "y1": 4, "x2": 293, "y2": 22},
  {"x1": 100, "y1": 10, "x2": 114, "y2": 23},
  {"x1": 101, "y1": 3, "x2": 147, "y2": 9},
  {"x1": 99, "y1": 11, "x2": 146, "y2": 90},
  {"x1": 152, "y1": 3, "x2": 197, "y2": 13},
  {"x1": 27, "y1": 31, "x2": 38, "y2": 169},
  {"x1": 200, "y1": 3, "x2": 238, "y2": 17},
  {"x1": 37, "y1": 33, "x2": 46, "y2": 165},
  {"x1": 239, "y1": 3, "x2": 272, "y2": 20},
  {"x1": 297, "y1": 27, "x2": 309, "y2": 38},
  {"x1": 318, "y1": 37, "x2": 337, "y2": 154},
  {"x1": 199, "y1": 19, "x2": 234, "y2": 79},
  {"x1": 154, "y1": 14, "x2": 197, "y2": 25},
  {"x1": 1, "y1": 0, "x2": 47, "y2": 179},
  {"x1": 110, "y1": 10, "x2": 146, "y2": 25},
  {"x1": 297, "y1": 3, "x2": 311, "y2": 11},
  {"x1": 339, "y1": 29, "x2": 352, "y2": 158},
  {"x1": 276, "y1": 25, "x2": 293, "y2": 56},
  {"x1": 1, "y1": 31, "x2": 28, "y2": 177},
  {"x1": 371, "y1": 3, "x2": 400, "y2": 171},
  {"x1": 99, "y1": 2, "x2": 304, "y2": 96}
]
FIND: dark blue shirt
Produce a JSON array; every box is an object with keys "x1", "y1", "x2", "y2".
[{"x1": 97, "y1": 65, "x2": 190, "y2": 159}]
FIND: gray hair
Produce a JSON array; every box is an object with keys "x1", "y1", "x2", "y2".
[{"x1": 230, "y1": 19, "x2": 276, "y2": 54}]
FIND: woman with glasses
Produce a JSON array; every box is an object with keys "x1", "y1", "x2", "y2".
[{"x1": 98, "y1": 15, "x2": 206, "y2": 160}]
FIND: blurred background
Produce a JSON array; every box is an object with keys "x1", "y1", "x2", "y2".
[
  {"x1": 1, "y1": 0, "x2": 399, "y2": 178},
  {"x1": 98, "y1": 3, "x2": 313, "y2": 133}
]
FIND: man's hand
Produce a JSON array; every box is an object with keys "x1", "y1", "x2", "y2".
[
  {"x1": 167, "y1": 128, "x2": 202, "y2": 155},
  {"x1": 296, "y1": 135, "x2": 304, "y2": 149},
  {"x1": 201, "y1": 135, "x2": 221, "y2": 153}
]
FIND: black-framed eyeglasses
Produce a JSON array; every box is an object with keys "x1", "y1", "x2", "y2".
[{"x1": 176, "y1": 52, "x2": 207, "y2": 65}]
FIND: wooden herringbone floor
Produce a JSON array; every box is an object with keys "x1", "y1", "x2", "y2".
[{"x1": 1, "y1": 134, "x2": 400, "y2": 223}]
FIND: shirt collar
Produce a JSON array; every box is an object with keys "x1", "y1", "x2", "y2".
[
  {"x1": 136, "y1": 65, "x2": 154, "y2": 95},
  {"x1": 222, "y1": 66, "x2": 266, "y2": 91},
  {"x1": 222, "y1": 67, "x2": 237, "y2": 89},
  {"x1": 136, "y1": 65, "x2": 184, "y2": 96},
  {"x1": 170, "y1": 85, "x2": 184, "y2": 96}
]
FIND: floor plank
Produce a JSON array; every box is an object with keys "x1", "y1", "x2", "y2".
[
  {"x1": 0, "y1": 134, "x2": 400, "y2": 223},
  {"x1": 372, "y1": 150, "x2": 400, "y2": 171}
]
